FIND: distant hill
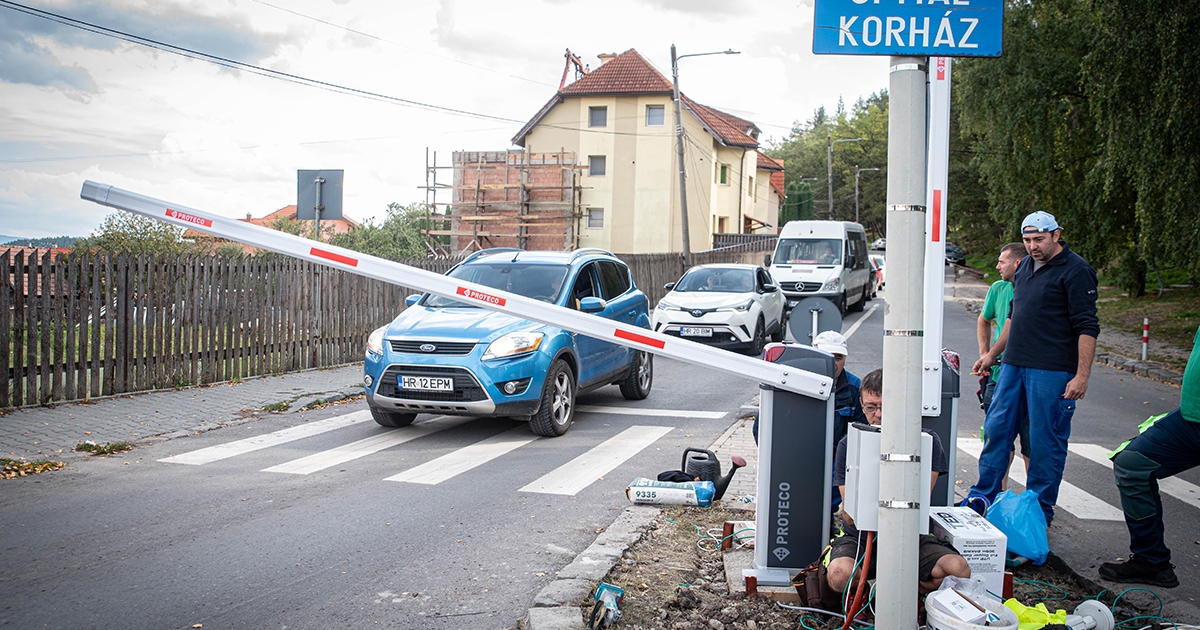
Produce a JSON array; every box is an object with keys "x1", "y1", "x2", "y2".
[{"x1": 1, "y1": 235, "x2": 81, "y2": 248}]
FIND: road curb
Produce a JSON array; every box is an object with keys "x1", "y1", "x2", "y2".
[
  {"x1": 1093, "y1": 351, "x2": 1184, "y2": 388},
  {"x1": 523, "y1": 505, "x2": 661, "y2": 630}
]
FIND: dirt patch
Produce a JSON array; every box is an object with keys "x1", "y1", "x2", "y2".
[{"x1": 588, "y1": 505, "x2": 1159, "y2": 630}]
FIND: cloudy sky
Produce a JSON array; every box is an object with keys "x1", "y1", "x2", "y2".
[{"x1": 0, "y1": 0, "x2": 891, "y2": 239}]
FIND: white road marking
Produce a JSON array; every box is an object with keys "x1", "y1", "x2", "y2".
[
  {"x1": 262, "y1": 415, "x2": 472, "y2": 475},
  {"x1": 159, "y1": 411, "x2": 370, "y2": 465},
  {"x1": 384, "y1": 427, "x2": 539, "y2": 485},
  {"x1": 957, "y1": 439, "x2": 1124, "y2": 521},
  {"x1": 520, "y1": 425, "x2": 675, "y2": 495},
  {"x1": 576, "y1": 405, "x2": 725, "y2": 419},
  {"x1": 1070, "y1": 443, "x2": 1200, "y2": 510},
  {"x1": 842, "y1": 303, "x2": 879, "y2": 340}
]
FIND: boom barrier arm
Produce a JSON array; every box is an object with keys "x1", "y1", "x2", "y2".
[{"x1": 80, "y1": 182, "x2": 831, "y2": 400}]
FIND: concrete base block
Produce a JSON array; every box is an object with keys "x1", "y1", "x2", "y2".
[
  {"x1": 525, "y1": 605, "x2": 584, "y2": 630},
  {"x1": 533, "y1": 578, "x2": 593, "y2": 607}
]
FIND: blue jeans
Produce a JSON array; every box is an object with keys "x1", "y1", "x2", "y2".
[
  {"x1": 969, "y1": 363, "x2": 1076, "y2": 522},
  {"x1": 1112, "y1": 408, "x2": 1200, "y2": 565}
]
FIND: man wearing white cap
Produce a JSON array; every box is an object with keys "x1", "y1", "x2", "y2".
[{"x1": 966, "y1": 211, "x2": 1100, "y2": 524}]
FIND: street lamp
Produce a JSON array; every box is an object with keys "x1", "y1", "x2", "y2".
[
  {"x1": 827, "y1": 136, "x2": 862, "y2": 220},
  {"x1": 672, "y1": 44, "x2": 740, "y2": 267},
  {"x1": 854, "y1": 166, "x2": 880, "y2": 223}
]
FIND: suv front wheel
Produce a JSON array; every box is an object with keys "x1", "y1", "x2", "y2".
[
  {"x1": 530, "y1": 359, "x2": 576, "y2": 436},
  {"x1": 371, "y1": 406, "x2": 417, "y2": 428}
]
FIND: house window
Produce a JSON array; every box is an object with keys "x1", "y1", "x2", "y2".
[
  {"x1": 748, "y1": 176, "x2": 755, "y2": 199},
  {"x1": 589, "y1": 155, "x2": 606, "y2": 177},
  {"x1": 716, "y1": 216, "x2": 729, "y2": 233},
  {"x1": 646, "y1": 105, "x2": 665, "y2": 126},
  {"x1": 589, "y1": 106, "x2": 607, "y2": 128},
  {"x1": 717, "y1": 164, "x2": 730, "y2": 185},
  {"x1": 587, "y1": 208, "x2": 604, "y2": 229}
]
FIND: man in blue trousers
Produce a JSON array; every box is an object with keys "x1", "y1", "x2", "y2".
[
  {"x1": 1098, "y1": 325, "x2": 1199, "y2": 588},
  {"x1": 967, "y1": 211, "x2": 1099, "y2": 525}
]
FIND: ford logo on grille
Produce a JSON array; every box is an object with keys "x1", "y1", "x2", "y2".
[
  {"x1": 419, "y1": 343, "x2": 437, "y2": 353},
  {"x1": 691, "y1": 310, "x2": 704, "y2": 318}
]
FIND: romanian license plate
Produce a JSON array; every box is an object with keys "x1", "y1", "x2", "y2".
[
  {"x1": 680, "y1": 327, "x2": 713, "y2": 337},
  {"x1": 400, "y1": 375, "x2": 453, "y2": 391}
]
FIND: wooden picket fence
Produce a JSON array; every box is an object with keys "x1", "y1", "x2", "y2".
[{"x1": 3, "y1": 243, "x2": 774, "y2": 409}]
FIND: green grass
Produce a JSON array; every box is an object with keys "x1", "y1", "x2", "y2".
[
  {"x1": 1095, "y1": 285, "x2": 1200, "y2": 354},
  {"x1": 262, "y1": 401, "x2": 291, "y2": 412},
  {"x1": 965, "y1": 254, "x2": 998, "y2": 282},
  {"x1": 74, "y1": 441, "x2": 132, "y2": 455},
  {"x1": 1, "y1": 458, "x2": 65, "y2": 478}
]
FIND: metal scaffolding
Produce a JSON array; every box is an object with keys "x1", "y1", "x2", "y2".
[{"x1": 419, "y1": 149, "x2": 583, "y2": 255}]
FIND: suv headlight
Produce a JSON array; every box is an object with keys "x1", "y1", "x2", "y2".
[
  {"x1": 366, "y1": 326, "x2": 386, "y2": 356},
  {"x1": 656, "y1": 300, "x2": 682, "y2": 311},
  {"x1": 482, "y1": 332, "x2": 545, "y2": 360},
  {"x1": 822, "y1": 278, "x2": 842, "y2": 291},
  {"x1": 719, "y1": 299, "x2": 755, "y2": 313}
]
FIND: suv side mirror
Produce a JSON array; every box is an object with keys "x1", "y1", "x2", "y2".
[
  {"x1": 579, "y1": 296, "x2": 607, "y2": 313},
  {"x1": 664, "y1": 282, "x2": 676, "y2": 290},
  {"x1": 762, "y1": 283, "x2": 778, "y2": 293},
  {"x1": 405, "y1": 294, "x2": 422, "y2": 307}
]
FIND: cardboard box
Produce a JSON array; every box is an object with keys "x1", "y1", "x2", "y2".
[
  {"x1": 928, "y1": 588, "x2": 987, "y2": 625},
  {"x1": 929, "y1": 507, "x2": 1007, "y2": 596}
]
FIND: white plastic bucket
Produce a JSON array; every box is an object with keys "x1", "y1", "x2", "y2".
[{"x1": 925, "y1": 592, "x2": 1018, "y2": 630}]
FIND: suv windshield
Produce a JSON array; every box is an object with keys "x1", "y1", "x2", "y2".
[
  {"x1": 425, "y1": 263, "x2": 570, "y2": 307},
  {"x1": 675, "y1": 268, "x2": 756, "y2": 293},
  {"x1": 773, "y1": 238, "x2": 842, "y2": 265}
]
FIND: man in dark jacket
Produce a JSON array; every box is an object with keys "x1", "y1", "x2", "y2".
[{"x1": 967, "y1": 211, "x2": 1099, "y2": 524}]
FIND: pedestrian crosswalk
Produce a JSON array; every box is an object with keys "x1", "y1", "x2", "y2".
[
  {"x1": 158, "y1": 407, "x2": 698, "y2": 496},
  {"x1": 955, "y1": 439, "x2": 1200, "y2": 521}
]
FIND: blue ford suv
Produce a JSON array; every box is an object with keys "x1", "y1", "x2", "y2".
[{"x1": 363, "y1": 248, "x2": 654, "y2": 436}]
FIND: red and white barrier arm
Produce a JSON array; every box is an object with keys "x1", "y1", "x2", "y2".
[{"x1": 80, "y1": 181, "x2": 832, "y2": 400}]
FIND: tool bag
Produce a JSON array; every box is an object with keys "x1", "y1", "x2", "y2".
[{"x1": 792, "y1": 545, "x2": 841, "y2": 611}]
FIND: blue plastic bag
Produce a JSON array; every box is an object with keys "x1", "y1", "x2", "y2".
[{"x1": 985, "y1": 490, "x2": 1049, "y2": 565}]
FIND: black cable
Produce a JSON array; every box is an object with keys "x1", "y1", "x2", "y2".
[{"x1": 0, "y1": 0, "x2": 524, "y2": 123}]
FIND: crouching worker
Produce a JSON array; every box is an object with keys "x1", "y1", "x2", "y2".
[{"x1": 827, "y1": 369, "x2": 972, "y2": 595}]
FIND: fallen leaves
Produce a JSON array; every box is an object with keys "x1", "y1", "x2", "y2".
[{"x1": 1, "y1": 458, "x2": 65, "y2": 479}]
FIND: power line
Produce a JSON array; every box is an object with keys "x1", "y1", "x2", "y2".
[{"x1": 0, "y1": 0, "x2": 525, "y2": 124}]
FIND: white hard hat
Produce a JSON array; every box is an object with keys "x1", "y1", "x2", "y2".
[{"x1": 812, "y1": 330, "x2": 848, "y2": 356}]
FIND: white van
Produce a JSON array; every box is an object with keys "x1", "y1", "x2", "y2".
[{"x1": 769, "y1": 220, "x2": 872, "y2": 314}]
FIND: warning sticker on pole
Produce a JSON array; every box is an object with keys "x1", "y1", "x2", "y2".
[
  {"x1": 456, "y1": 286, "x2": 506, "y2": 307},
  {"x1": 166, "y1": 208, "x2": 212, "y2": 228}
]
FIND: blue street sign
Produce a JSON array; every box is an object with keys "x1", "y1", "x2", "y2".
[{"x1": 813, "y1": 0, "x2": 1003, "y2": 58}]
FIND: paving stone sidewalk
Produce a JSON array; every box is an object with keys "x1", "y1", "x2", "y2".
[{"x1": 0, "y1": 364, "x2": 366, "y2": 462}]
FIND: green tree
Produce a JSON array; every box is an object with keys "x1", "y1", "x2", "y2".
[
  {"x1": 796, "y1": 182, "x2": 815, "y2": 221},
  {"x1": 75, "y1": 211, "x2": 192, "y2": 255},
  {"x1": 781, "y1": 181, "x2": 801, "y2": 225},
  {"x1": 1086, "y1": 0, "x2": 1200, "y2": 285},
  {"x1": 329, "y1": 202, "x2": 431, "y2": 261}
]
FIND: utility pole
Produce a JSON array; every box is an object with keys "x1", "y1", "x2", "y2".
[
  {"x1": 672, "y1": 44, "x2": 739, "y2": 267},
  {"x1": 855, "y1": 166, "x2": 880, "y2": 223},
  {"x1": 877, "y1": 55, "x2": 927, "y2": 630},
  {"x1": 827, "y1": 136, "x2": 862, "y2": 220}
]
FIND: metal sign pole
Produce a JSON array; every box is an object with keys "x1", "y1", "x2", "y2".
[{"x1": 313, "y1": 176, "x2": 325, "y2": 367}]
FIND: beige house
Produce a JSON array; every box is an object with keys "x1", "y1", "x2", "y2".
[{"x1": 508, "y1": 48, "x2": 780, "y2": 253}]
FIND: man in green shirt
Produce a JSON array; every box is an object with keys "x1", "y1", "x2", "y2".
[
  {"x1": 1100, "y1": 324, "x2": 1200, "y2": 588},
  {"x1": 976, "y1": 243, "x2": 1029, "y2": 488}
]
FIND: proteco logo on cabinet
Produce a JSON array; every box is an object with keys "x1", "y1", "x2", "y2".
[{"x1": 813, "y1": 0, "x2": 1004, "y2": 57}]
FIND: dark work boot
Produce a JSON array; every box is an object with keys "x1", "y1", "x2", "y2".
[{"x1": 1098, "y1": 556, "x2": 1179, "y2": 588}]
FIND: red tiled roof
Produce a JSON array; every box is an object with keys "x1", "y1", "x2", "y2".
[
  {"x1": 559, "y1": 49, "x2": 674, "y2": 95},
  {"x1": 681, "y1": 95, "x2": 760, "y2": 148},
  {"x1": 513, "y1": 48, "x2": 761, "y2": 149},
  {"x1": 755, "y1": 151, "x2": 784, "y2": 172},
  {"x1": 770, "y1": 170, "x2": 786, "y2": 198}
]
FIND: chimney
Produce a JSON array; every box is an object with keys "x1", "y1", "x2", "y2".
[
  {"x1": 246, "y1": 212, "x2": 252, "y2": 220},
  {"x1": 597, "y1": 53, "x2": 617, "y2": 65}
]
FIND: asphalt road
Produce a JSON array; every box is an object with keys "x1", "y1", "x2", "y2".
[{"x1": 0, "y1": 356, "x2": 757, "y2": 629}]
